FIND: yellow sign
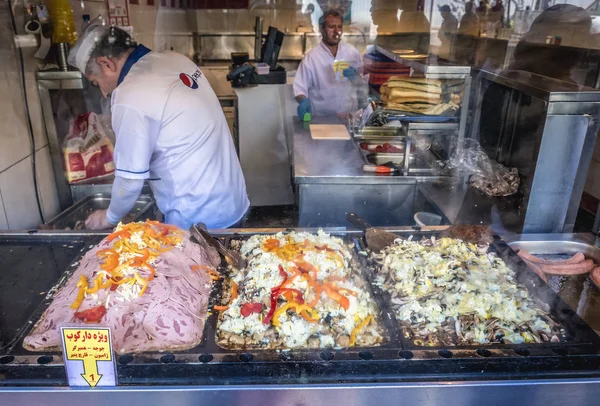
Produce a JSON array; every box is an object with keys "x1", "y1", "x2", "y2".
[{"x1": 61, "y1": 327, "x2": 116, "y2": 387}]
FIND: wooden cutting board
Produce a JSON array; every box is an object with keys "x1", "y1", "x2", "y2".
[{"x1": 309, "y1": 124, "x2": 351, "y2": 140}]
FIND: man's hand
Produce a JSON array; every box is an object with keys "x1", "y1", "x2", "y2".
[
  {"x1": 297, "y1": 98, "x2": 312, "y2": 119},
  {"x1": 85, "y1": 209, "x2": 114, "y2": 230},
  {"x1": 343, "y1": 67, "x2": 358, "y2": 81}
]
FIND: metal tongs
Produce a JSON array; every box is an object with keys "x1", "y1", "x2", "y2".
[{"x1": 189, "y1": 224, "x2": 246, "y2": 269}]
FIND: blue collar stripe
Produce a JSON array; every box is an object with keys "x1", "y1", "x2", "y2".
[{"x1": 117, "y1": 44, "x2": 151, "y2": 86}]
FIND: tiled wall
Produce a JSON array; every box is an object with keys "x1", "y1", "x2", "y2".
[{"x1": 0, "y1": 4, "x2": 60, "y2": 230}]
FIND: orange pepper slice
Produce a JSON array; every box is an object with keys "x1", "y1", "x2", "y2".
[
  {"x1": 231, "y1": 280, "x2": 238, "y2": 301},
  {"x1": 191, "y1": 264, "x2": 215, "y2": 273},
  {"x1": 107, "y1": 229, "x2": 131, "y2": 242},
  {"x1": 262, "y1": 238, "x2": 281, "y2": 251},
  {"x1": 323, "y1": 285, "x2": 350, "y2": 310}
]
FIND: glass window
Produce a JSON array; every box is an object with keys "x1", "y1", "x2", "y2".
[{"x1": 2, "y1": 0, "x2": 600, "y2": 398}]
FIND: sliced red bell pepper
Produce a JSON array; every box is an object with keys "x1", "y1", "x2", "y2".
[
  {"x1": 74, "y1": 305, "x2": 107, "y2": 323},
  {"x1": 278, "y1": 265, "x2": 288, "y2": 282},
  {"x1": 263, "y1": 288, "x2": 280, "y2": 325},
  {"x1": 240, "y1": 302, "x2": 263, "y2": 317},
  {"x1": 109, "y1": 276, "x2": 122, "y2": 291}
]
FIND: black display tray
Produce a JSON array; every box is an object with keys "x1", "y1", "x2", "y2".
[
  {"x1": 0, "y1": 233, "x2": 103, "y2": 353},
  {"x1": 1, "y1": 228, "x2": 600, "y2": 387},
  {"x1": 356, "y1": 229, "x2": 600, "y2": 352}
]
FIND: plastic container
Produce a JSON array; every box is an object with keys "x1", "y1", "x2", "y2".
[
  {"x1": 256, "y1": 62, "x2": 270, "y2": 75},
  {"x1": 414, "y1": 212, "x2": 442, "y2": 226},
  {"x1": 47, "y1": 0, "x2": 77, "y2": 44}
]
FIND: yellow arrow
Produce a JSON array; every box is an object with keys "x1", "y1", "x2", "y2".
[{"x1": 81, "y1": 357, "x2": 102, "y2": 387}]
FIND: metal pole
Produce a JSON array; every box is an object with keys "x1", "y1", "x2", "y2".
[{"x1": 254, "y1": 16, "x2": 263, "y2": 61}]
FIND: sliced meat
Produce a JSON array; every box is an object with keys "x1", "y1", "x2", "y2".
[{"x1": 24, "y1": 228, "x2": 216, "y2": 354}]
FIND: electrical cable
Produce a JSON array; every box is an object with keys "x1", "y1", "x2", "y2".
[{"x1": 7, "y1": 0, "x2": 46, "y2": 224}]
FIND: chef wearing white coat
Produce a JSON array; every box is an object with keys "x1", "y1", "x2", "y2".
[
  {"x1": 68, "y1": 21, "x2": 249, "y2": 230},
  {"x1": 294, "y1": 9, "x2": 364, "y2": 117}
]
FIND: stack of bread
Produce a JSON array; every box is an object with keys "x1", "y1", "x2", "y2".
[{"x1": 379, "y1": 76, "x2": 461, "y2": 115}]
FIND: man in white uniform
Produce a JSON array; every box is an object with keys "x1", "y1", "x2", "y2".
[
  {"x1": 293, "y1": 9, "x2": 364, "y2": 117},
  {"x1": 69, "y1": 22, "x2": 249, "y2": 230}
]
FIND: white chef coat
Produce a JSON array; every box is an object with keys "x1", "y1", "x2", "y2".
[
  {"x1": 293, "y1": 41, "x2": 364, "y2": 116},
  {"x1": 111, "y1": 46, "x2": 249, "y2": 229}
]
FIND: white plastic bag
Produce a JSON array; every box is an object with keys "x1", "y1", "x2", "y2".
[
  {"x1": 62, "y1": 112, "x2": 115, "y2": 183},
  {"x1": 439, "y1": 138, "x2": 520, "y2": 196}
]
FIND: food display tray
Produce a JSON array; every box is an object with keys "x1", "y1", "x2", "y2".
[
  {"x1": 2, "y1": 228, "x2": 600, "y2": 387},
  {"x1": 41, "y1": 193, "x2": 155, "y2": 231},
  {"x1": 211, "y1": 233, "x2": 397, "y2": 354},
  {"x1": 356, "y1": 229, "x2": 600, "y2": 352}
]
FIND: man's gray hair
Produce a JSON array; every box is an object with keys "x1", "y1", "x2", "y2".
[
  {"x1": 319, "y1": 9, "x2": 343, "y2": 30},
  {"x1": 85, "y1": 26, "x2": 137, "y2": 75}
]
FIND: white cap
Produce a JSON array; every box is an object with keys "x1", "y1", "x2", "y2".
[{"x1": 68, "y1": 16, "x2": 109, "y2": 73}]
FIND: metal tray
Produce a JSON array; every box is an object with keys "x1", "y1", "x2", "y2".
[
  {"x1": 365, "y1": 151, "x2": 439, "y2": 175},
  {"x1": 42, "y1": 193, "x2": 155, "y2": 230},
  {"x1": 357, "y1": 228, "x2": 600, "y2": 353},
  {"x1": 358, "y1": 141, "x2": 408, "y2": 155},
  {"x1": 353, "y1": 126, "x2": 402, "y2": 137},
  {"x1": 507, "y1": 234, "x2": 600, "y2": 334},
  {"x1": 3, "y1": 229, "x2": 600, "y2": 387}
]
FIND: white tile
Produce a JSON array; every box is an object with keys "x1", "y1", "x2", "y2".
[
  {"x1": 25, "y1": 72, "x2": 50, "y2": 150},
  {"x1": 35, "y1": 146, "x2": 61, "y2": 221},
  {"x1": 0, "y1": 155, "x2": 43, "y2": 230},
  {"x1": 0, "y1": 72, "x2": 33, "y2": 171},
  {"x1": 584, "y1": 159, "x2": 600, "y2": 200},
  {"x1": 0, "y1": 188, "x2": 9, "y2": 230}
]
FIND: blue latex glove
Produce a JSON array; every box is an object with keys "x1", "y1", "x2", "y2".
[
  {"x1": 343, "y1": 67, "x2": 358, "y2": 81},
  {"x1": 297, "y1": 98, "x2": 311, "y2": 119}
]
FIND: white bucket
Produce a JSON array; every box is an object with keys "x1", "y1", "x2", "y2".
[{"x1": 414, "y1": 212, "x2": 443, "y2": 227}]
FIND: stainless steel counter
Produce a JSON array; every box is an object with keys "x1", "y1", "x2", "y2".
[
  {"x1": 4, "y1": 379, "x2": 600, "y2": 406},
  {"x1": 293, "y1": 117, "x2": 426, "y2": 185},
  {"x1": 292, "y1": 118, "x2": 449, "y2": 227}
]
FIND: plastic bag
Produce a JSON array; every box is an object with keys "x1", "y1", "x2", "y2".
[
  {"x1": 63, "y1": 112, "x2": 115, "y2": 183},
  {"x1": 438, "y1": 138, "x2": 520, "y2": 196}
]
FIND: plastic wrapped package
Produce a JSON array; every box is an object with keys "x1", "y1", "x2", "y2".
[
  {"x1": 438, "y1": 138, "x2": 520, "y2": 196},
  {"x1": 62, "y1": 112, "x2": 116, "y2": 184}
]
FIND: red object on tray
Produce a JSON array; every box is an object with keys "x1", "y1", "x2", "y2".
[{"x1": 364, "y1": 53, "x2": 410, "y2": 86}]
